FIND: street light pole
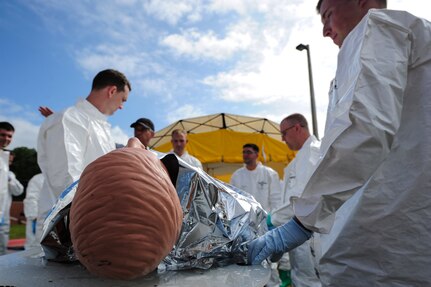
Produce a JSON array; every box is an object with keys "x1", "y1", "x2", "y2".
[{"x1": 296, "y1": 43, "x2": 319, "y2": 139}]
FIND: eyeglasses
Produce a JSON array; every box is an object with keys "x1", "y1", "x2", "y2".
[{"x1": 280, "y1": 125, "x2": 296, "y2": 137}]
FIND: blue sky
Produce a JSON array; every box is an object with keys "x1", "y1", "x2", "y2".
[{"x1": 1, "y1": 0, "x2": 429, "y2": 149}]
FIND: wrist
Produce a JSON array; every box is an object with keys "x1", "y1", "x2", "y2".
[
  {"x1": 293, "y1": 216, "x2": 312, "y2": 233},
  {"x1": 266, "y1": 213, "x2": 274, "y2": 230}
]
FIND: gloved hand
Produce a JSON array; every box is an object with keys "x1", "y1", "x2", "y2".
[{"x1": 247, "y1": 218, "x2": 312, "y2": 265}]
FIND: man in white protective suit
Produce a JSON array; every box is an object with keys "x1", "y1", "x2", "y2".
[
  {"x1": 169, "y1": 129, "x2": 203, "y2": 169},
  {"x1": 248, "y1": 0, "x2": 431, "y2": 285},
  {"x1": 36, "y1": 69, "x2": 131, "y2": 247},
  {"x1": 0, "y1": 122, "x2": 18, "y2": 255},
  {"x1": 230, "y1": 143, "x2": 281, "y2": 213},
  {"x1": 269, "y1": 114, "x2": 321, "y2": 287},
  {"x1": 231, "y1": 143, "x2": 282, "y2": 287},
  {"x1": 0, "y1": 149, "x2": 24, "y2": 255},
  {"x1": 23, "y1": 173, "x2": 44, "y2": 250}
]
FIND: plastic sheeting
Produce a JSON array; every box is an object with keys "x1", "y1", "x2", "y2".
[{"x1": 40, "y1": 150, "x2": 267, "y2": 271}]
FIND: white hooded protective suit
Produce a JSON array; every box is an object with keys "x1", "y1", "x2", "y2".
[
  {"x1": 271, "y1": 135, "x2": 321, "y2": 287},
  {"x1": 23, "y1": 173, "x2": 44, "y2": 250},
  {"x1": 0, "y1": 150, "x2": 9, "y2": 223},
  {"x1": 0, "y1": 150, "x2": 9, "y2": 255},
  {"x1": 230, "y1": 163, "x2": 281, "y2": 212},
  {"x1": 37, "y1": 99, "x2": 115, "y2": 229},
  {"x1": 292, "y1": 10, "x2": 431, "y2": 286},
  {"x1": 0, "y1": 168, "x2": 23, "y2": 255}
]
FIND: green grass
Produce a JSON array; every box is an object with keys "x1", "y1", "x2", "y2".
[{"x1": 9, "y1": 224, "x2": 26, "y2": 239}]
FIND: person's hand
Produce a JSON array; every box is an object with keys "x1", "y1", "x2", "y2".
[
  {"x1": 247, "y1": 218, "x2": 312, "y2": 265},
  {"x1": 39, "y1": 106, "x2": 54, "y2": 117},
  {"x1": 126, "y1": 137, "x2": 146, "y2": 149}
]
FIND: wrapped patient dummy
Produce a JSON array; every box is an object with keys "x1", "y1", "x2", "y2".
[
  {"x1": 40, "y1": 138, "x2": 266, "y2": 279},
  {"x1": 69, "y1": 138, "x2": 182, "y2": 279}
]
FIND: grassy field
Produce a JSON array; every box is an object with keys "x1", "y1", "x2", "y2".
[{"x1": 10, "y1": 224, "x2": 26, "y2": 239}]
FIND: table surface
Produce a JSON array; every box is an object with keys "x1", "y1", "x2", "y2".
[{"x1": 0, "y1": 249, "x2": 270, "y2": 287}]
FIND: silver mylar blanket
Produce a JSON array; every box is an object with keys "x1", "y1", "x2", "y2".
[{"x1": 40, "y1": 151, "x2": 267, "y2": 270}]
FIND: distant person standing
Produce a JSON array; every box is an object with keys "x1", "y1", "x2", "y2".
[
  {"x1": 37, "y1": 69, "x2": 131, "y2": 246},
  {"x1": 0, "y1": 121, "x2": 17, "y2": 255},
  {"x1": 230, "y1": 143, "x2": 281, "y2": 213},
  {"x1": 270, "y1": 114, "x2": 321, "y2": 287},
  {"x1": 130, "y1": 118, "x2": 155, "y2": 149},
  {"x1": 230, "y1": 143, "x2": 282, "y2": 287},
  {"x1": 169, "y1": 129, "x2": 202, "y2": 169},
  {"x1": 1, "y1": 151, "x2": 24, "y2": 255},
  {"x1": 23, "y1": 173, "x2": 44, "y2": 250}
]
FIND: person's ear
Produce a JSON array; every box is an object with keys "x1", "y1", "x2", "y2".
[{"x1": 107, "y1": 85, "x2": 117, "y2": 98}]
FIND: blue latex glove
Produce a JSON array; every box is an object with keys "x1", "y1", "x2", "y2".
[{"x1": 247, "y1": 218, "x2": 312, "y2": 265}]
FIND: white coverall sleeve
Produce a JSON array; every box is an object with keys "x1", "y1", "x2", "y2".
[
  {"x1": 294, "y1": 12, "x2": 411, "y2": 233},
  {"x1": 271, "y1": 198, "x2": 295, "y2": 227},
  {"x1": 23, "y1": 174, "x2": 43, "y2": 219},
  {"x1": 38, "y1": 111, "x2": 89, "y2": 196},
  {"x1": 8, "y1": 171, "x2": 23, "y2": 196}
]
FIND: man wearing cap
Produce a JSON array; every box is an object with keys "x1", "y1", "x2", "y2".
[{"x1": 130, "y1": 118, "x2": 155, "y2": 149}]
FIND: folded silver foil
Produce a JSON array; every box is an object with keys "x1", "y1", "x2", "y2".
[{"x1": 40, "y1": 151, "x2": 267, "y2": 270}]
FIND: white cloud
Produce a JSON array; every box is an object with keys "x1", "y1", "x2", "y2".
[
  {"x1": 165, "y1": 104, "x2": 204, "y2": 124},
  {"x1": 2, "y1": 118, "x2": 40, "y2": 150},
  {"x1": 208, "y1": 0, "x2": 251, "y2": 14},
  {"x1": 0, "y1": 98, "x2": 24, "y2": 115},
  {"x1": 199, "y1": 0, "x2": 338, "y2": 138},
  {"x1": 0, "y1": 98, "x2": 42, "y2": 149},
  {"x1": 110, "y1": 125, "x2": 130, "y2": 147},
  {"x1": 15, "y1": 0, "x2": 430, "y2": 144},
  {"x1": 161, "y1": 26, "x2": 252, "y2": 60},
  {"x1": 76, "y1": 45, "x2": 144, "y2": 77},
  {"x1": 143, "y1": 0, "x2": 202, "y2": 25}
]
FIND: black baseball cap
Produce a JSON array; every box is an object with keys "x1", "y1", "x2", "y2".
[{"x1": 130, "y1": 118, "x2": 155, "y2": 131}]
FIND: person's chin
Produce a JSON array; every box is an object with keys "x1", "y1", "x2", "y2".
[{"x1": 332, "y1": 37, "x2": 339, "y2": 46}]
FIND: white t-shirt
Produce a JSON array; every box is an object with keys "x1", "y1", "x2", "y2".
[
  {"x1": 170, "y1": 151, "x2": 203, "y2": 169},
  {"x1": 230, "y1": 163, "x2": 281, "y2": 212}
]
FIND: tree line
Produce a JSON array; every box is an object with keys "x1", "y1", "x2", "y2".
[{"x1": 9, "y1": 147, "x2": 40, "y2": 201}]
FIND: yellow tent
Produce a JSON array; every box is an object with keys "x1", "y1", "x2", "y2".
[{"x1": 149, "y1": 113, "x2": 296, "y2": 182}]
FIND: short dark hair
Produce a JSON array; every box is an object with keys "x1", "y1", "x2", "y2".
[
  {"x1": 282, "y1": 113, "x2": 309, "y2": 130},
  {"x1": 0, "y1": 122, "x2": 14, "y2": 132},
  {"x1": 243, "y1": 143, "x2": 259, "y2": 153},
  {"x1": 316, "y1": 0, "x2": 387, "y2": 13},
  {"x1": 91, "y1": 69, "x2": 131, "y2": 92},
  {"x1": 171, "y1": 129, "x2": 187, "y2": 137}
]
